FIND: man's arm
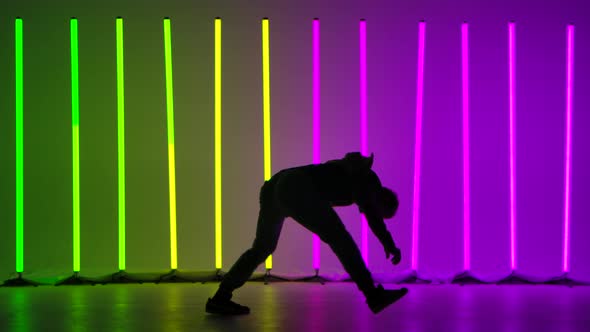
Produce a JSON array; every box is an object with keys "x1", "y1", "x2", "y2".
[
  {"x1": 355, "y1": 169, "x2": 401, "y2": 264},
  {"x1": 361, "y1": 203, "x2": 401, "y2": 265},
  {"x1": 364, "y1": 209, "x2": 397, "y2": 253}
]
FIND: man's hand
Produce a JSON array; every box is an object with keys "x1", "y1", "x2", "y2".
[{"x1": 385, "y1": 246, "x2": 401, "y2": 265}]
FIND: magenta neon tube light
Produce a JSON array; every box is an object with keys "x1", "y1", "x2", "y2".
[
  {"x1": 359, "y1": 19, "x2": 369, "y2": 265},
  {"x1": 312, "y1": 18, "x2": 321, "y2": 270},
  {"x1": 563, "y1": 25, "x2": 574, "y2": 273},
  {"x1": 508, "y1": 22, "x2": 517, "y2": 271},
  {"x1": 461, "y1": 23, "x2": 471, "y2": 271},
  {"x1": 411, "y1": 21, "x2": 426, "y2": 271}
]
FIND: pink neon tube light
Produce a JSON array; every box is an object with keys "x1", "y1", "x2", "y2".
[
  {"x1": 312, "y1": 18, "x2": 321, "y2": 270},
  {"x1": 359, "y1": 19, "x2": 369, "y2": 265},
  {"x1": 508, "y1": 22, "x2": 517, "y2": 271},
  {"x1": 411, "y1": 21, "x2": 426, "y2": 271},
  {"x1": 563, "y1": 25, "x2": 574, "y2": 273},
  {"x1": 462, "y1": 23, "x2": 471, "y2": 271}
]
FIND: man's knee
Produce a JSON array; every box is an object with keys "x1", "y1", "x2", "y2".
[{"x1": 249, "y1": 243, "x2": 276, "y2": 261}]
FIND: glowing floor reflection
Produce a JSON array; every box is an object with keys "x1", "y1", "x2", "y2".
[{"x1": 1, "y1": 283, "x2": 589, "y2": 332}]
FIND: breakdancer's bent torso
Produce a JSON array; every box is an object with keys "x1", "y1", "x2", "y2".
[{"x1": 207, "y1": 152, "x2": 406, "y2": 315}]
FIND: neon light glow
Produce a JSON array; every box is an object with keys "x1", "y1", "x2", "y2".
[
  {"x1": 411, "y1": 21, "x2": 426, "y2": 271},
  {"x1": 15, "y1": 17, "x2": 24, "y2": 273},
  {"x1": 359, "y1": 19, "x2": 369, "y2": 265},
  {"x1": 70, "y1": 18, "x2": 81, "y2": 272},
  {"x1": 215, "y1": 17, "x2": 223, "y2": 270},
  {"x1": 163, "y1": 18, "x2": 178, "y2": 270},
  {"x1": 116, "y1": 17, "x2": 127, "y2": 271},
  {"x1": 508, "y1": 22, "x2": 517, "y2": 271},
  {"x1": 262, "y1": 18, "x2": 273, "y2": 270},
  {"x1": 312, "y1": 18, "x2": 321, "y2": 270},
  {"x1": 563, "y1": 25, "x2": 574, "y2": 273},
  {"x1": 461, "y1": 22, "x2": 470, "y2": 271}
]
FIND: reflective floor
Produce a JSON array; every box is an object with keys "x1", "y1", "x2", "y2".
[{"x1": 1, "y1": 282, "x2": 589, "y2": 332}]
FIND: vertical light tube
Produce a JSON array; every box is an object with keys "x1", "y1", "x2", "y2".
[
  {"x1": 508, "y1": 22, "x2": 517, "y2": 271},
  {"x1": 563, "y1": 25, "x2": 574, "y2": 273},
  {"x1": 215, "y1": 17, "x2": 223, "y2": 270},
  {"x1": 359, "y1": 19, "x2": 369, "y2": 265},
  {"x1": 411, "y1": 21, "x2": 426, "y2": 271},
  {"x1": 262, "y1": 18, "x2": 273, "y2": 269},
  {"x1": 312, "y1": 18, "x2": 321, "y2": 270},
  {"x1": 70, "y1": 18, "x2": 81, "y2": 272},
  {"x1": 116, "y1": 17, "x2": 127, "y2": 271},
  {"x1": 15, "y1": 17, "x2": 24, "y2": 273},
  {"x1": 163, "y1": 18, "x2": 178, "y2": 270},
  {"x1": 461, "y1": 22, "x2": 470, "y2": 271}
]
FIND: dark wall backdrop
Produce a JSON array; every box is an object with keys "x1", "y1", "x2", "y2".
[{"x1": 0, "y1": 0, "x2": 588, "y2": 283}]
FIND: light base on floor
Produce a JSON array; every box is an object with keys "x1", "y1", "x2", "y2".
[
  {"x1": 108, "y1": 270, "x2": 144, "y2": 284},
  {"x1": 396, "y1": 270, "x2": 432, "y2": 284},
  {"x1": 451, "y1": 270, "x2": 486, "y2": 285},
  {"x1": 2, "y1": 272, "x2": 41, "y2": 287},
  {"x1": 496, "y1": 271, "x2": 536, "y2": 285},
  {"x1": 544, "y1": 273, "x2": 587, "y2": 287},
  {"x1": 295, "y1": 269, "x2": 329, "y2": 285},
  {"x1": 250, "y1": 269, "x2": 290, "y2": 285},
  {"x1": 157, "y1": 269, "x2": 197, "y2": 283},
  {"x1": 56, "y1": 272, "x2": 97, "y2": 286}
]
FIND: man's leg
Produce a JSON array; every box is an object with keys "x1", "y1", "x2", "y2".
[
  {"x1": 273, "y1": 170, "x2": 376, "y2": 295},
  {"x1": 214, "y1": 211, "x2": 284, "y2": 298},
  {"x1": 291, "y1": 203, "x2": 408, "y2": 314},
  {"x1": 292, "y1": 205, "x2": 376, "y2": 296},
  {"x1": 207, "y1": 182, "x2": 285, "y2": 314}
]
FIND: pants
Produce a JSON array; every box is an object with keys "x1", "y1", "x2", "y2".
[{"x1": 218, "y1": 168, "x2": 375, "y2": 297}]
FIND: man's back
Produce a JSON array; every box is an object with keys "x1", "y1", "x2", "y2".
[{"x1": 276, "y1": 155, "x2": 380, "y2": 208}]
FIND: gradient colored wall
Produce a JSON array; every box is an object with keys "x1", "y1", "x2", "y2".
[{"x1": 0, "y1": 0, "x2": 588, "y2": 282}]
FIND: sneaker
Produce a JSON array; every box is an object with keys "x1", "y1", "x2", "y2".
[
  {"x1": 366, "y1": 285, "x2": 408, "y2": 314},
  {"x1": 206, "y1": 297, "x2": 251, "y2": 315}
]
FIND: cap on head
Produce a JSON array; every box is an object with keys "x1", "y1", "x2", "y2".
[{"x1": 344, "y1": 152, "x2": 374, "y2": 170}]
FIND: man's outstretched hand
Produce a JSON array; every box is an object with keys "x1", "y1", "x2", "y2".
[{"x1": 385, "y1": 246, "x2": 401, "y2": 265}]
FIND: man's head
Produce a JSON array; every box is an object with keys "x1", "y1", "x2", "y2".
[{"x1": 380, "y1": 187, "x2": 399, "y2": 219}]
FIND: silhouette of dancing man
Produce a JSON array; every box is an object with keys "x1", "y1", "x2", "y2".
[{"x1": 206, "y1": 152, "x2": 407, "y2": 315}]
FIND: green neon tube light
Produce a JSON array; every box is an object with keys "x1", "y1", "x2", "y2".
[
  {"x1": 215, "y1": 17, "x2": 223, "y2": 270},
  {"x1": 70, "y1": 18, "x2": 81, "y2": 272},
  {"x1": 262, "y1": 18, "x2": 273, "y2": 270},
  {"x1": 15, "y1": 17, "x2": 24, "y2": 274},
  {"x1": 116, "y1": 17, "x2": 127, "y2": 271},
  {"x1": 163, "y1": 18, "x2": 178, "y2": 270}
]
